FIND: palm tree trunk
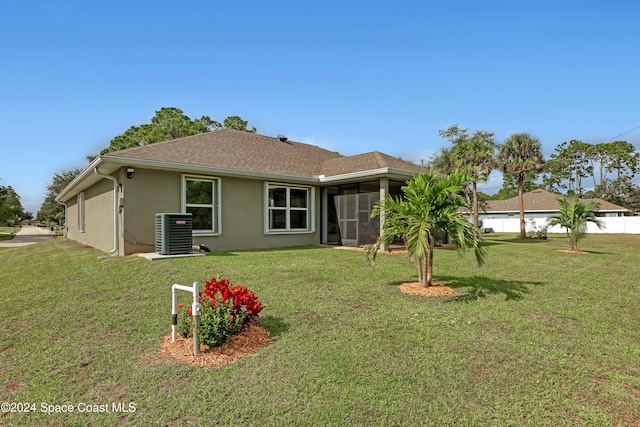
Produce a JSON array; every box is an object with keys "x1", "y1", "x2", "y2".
[
  {"x1": 418, "y1": 257, "x2": 426, "y2": 286},
  {"x1": 518, "y1": 179, "x2": 526, "y2": 238},
  {"x1": 427, "y1": 246, "x2": 434, "y2": 286},
  {"x1": 472, "y1": 181, "x2": 479, "y2": 233},
  {"x1": 418, "y1": 245, "x2": 434, "y2": 287}
]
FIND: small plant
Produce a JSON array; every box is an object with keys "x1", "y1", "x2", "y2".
[
  {"x1": 535, "y1": 225, "x2": 548, "y2": 240},
  {"x1": 526, "y1": 218, "x2": 538, "y2": 239},
  {"x1": 547, "y1": 196, "x2": 604, "y2": 251},
  {"x1": 526, "y1": 219, "x2": 547, "y2": 239},
  {"x1": 177, "y1": 277, "x2": 264, "y2": 347}
]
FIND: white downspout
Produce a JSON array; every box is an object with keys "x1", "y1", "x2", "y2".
[{"x1": 94, "y1": 167, "x2": 119, "y2": 257}]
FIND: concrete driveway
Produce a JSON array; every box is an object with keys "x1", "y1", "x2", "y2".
[{"x1": 0, "y1": 225, "x2": 57, "y2": 247}]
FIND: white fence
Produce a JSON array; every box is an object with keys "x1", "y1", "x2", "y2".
[{"x1": 483, "y1": 217, "x2": 640, "y2": 234}]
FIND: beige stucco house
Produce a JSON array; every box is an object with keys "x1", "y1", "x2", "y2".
[{"x1": 56, "y1": 129, "x2": 425, "y2": 255}]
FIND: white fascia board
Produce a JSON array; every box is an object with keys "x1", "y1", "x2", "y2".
[
  {"x1": 55, "y1": 156, "x2": 106, "y2": 202},
  {"x1": 101, "y1": 156, "x2": 320, "y2": 185},
  {"x1": 318, "y1": 168, "x2": 417, "y2": 184}
]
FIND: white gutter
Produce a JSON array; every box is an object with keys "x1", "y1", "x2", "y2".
[
  {"x1": 318, "y1": 167, "x2": 418, "y2": 183},
  {"x1": 94, "y1": 167, "x2": 119, "y2": 257}
]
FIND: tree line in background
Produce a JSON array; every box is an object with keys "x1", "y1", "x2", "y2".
[
  {"x1": 32, "y1": 113, "x2": 640, "y2": 229},
  {"x1": 542, "y1": 139, "x2": 638, "y2": 206},
  {"x1": 0, "y1": 184, "x2": 30, "y2": 227},
  {"x1": 99, "y1": 107, "x2": 256, "y2": 155}
]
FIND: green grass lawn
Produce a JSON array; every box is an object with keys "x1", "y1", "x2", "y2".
[
  {"x1": 1, "y1": 234, "x2": 639, "y2": 426},
  {"x1": 0, "y1": 227, "x2": 16, "y2": 241}
]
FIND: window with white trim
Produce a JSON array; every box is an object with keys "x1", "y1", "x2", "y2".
[
  {"x1": 77, "y1": 191, "x2": 85, "y2": 232},
  {"x1": 266, "y1": 183, "x2": 313, "y2": 233},
  {"x1": 183, "y1": 176, "x2": 220, "y2": 235}
]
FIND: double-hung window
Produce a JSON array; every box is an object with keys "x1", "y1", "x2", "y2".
[
  {"x1": 183, "y1": 176, "x2": 220, "y2": 235},
  {"x1": 266, "y1": 183, "x2": 313, "y2": 233}
]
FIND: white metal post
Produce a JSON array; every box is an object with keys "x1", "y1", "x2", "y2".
[
  {"x1": 192, "y1": 282, "x2": 200, "y2": 355},
  {"x1": 171, "y1": 282, "x2": 201, "y2": 355}
]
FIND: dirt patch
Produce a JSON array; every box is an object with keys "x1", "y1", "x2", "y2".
[
  {"x1": 3, "y1": 379, "x2": 23, "y2": 394},
  {"x1": 154, "y1": 323, "x2": 270, "y2": 368},
  {"x1": 624, "y1": 383, "x2": 640, "y2": 400},
  {"x1": 557, "y1": 249, "x2": 589, "y2": 254},
  {"x1": 399, "y1": 282, "x2": 456, "y2": 297}
]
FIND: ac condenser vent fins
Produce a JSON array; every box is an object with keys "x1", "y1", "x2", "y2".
[{"x1": 155, "y1": 213, "x2": 193, "y2": 255}]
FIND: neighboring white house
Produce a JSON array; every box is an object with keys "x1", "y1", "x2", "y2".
[{"x1": 475, "y1": 189, "x2": 640, "y2": 234}]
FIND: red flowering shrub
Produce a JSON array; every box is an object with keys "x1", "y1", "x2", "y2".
[
  {"x1": 177, "y1": 277, "x2": 264, "y2": 347},
  {"x1": 201, "y1": 277, "x2": 264, "y2": 320}
]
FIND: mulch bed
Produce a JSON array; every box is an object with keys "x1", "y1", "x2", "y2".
[
  {"x1": 557, "y1": 249, "x2": 589, "y2": 254},
  {"x1": 398, "y1": 282, "x2": 456, "y2": 297},
  {"x1": 155, "y1": 323, "x2": 270, "y2": 368}
]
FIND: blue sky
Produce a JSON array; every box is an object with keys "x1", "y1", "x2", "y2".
[{"x1": 2, "y1": 0, "x2": 640, "y2": 214}]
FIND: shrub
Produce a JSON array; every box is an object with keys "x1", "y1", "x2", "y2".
[{"x1": 177, "y1": 277, "x2": 264, "y2": 347}]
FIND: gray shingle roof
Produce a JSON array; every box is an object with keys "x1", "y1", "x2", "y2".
[
  {"x1": 104, "y1": 129, "x2": 424, "y2": 179},
  {"x1": 104, "y1": 129, "x2": 343, "y2": 178},
  {"x1": 320, "y1": 151, "x2": 426, "y2": 177}
]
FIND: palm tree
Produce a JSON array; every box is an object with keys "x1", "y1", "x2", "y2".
[
  {"x1": 367, "y1": 171, "x2": 486, "y2": 287},
  {"x1": 547, "y1": 196, "x2": 604, "y2": 251},
  {"x1": 453, "y1": 134, "x2": 496, "y2": 233},
  {"x1": 497, "y1": 133, "x2": 545, "y2": 238},
  {"x1": 434, "y1": 126, "x2": 496, "y2": 234}
]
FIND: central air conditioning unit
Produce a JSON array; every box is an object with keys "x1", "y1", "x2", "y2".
[{"x1": 155, "y1": 213, "x2": 193, "y2": 255}]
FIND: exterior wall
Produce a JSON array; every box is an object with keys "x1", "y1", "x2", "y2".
[
  {"x1": 478, "y1": 211, "x2": 555, "y2": 221},
  {"x1": 65, "y1": 178, "x2": 118, "y2": 253},
  {"x1": 479, "y1": 211, "x2": 627, "y2": 221},
  {"x1": 120, "y1": 168, "x2": 322, "y2": 254},
  {"x1": 483, "y1": 217, "x2": 640, "y2": 234},
  {"x1": 213, "y1": 178, "x2": 321, "y2": 251},
  {"x1": 597, "y1": 212, "x2": 625, "y2": 218},
  {"x1": 121, "y1": 168, "x2": 181, "y2": 254}
]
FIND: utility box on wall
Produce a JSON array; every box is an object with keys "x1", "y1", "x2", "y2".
[{"x1": 155, "y1": 213, "x2": 193, "y2": 255}]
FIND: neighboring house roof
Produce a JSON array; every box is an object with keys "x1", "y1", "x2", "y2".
[
  {"x1": 57, "y1": 129, "x2": 425, "y2": 202},
  {"x1": 481, "y1": 189, "x2": 630, "y2": 213}
]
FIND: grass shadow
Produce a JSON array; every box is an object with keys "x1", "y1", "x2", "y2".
[
  {"x1": 502, "y1": 237, "x2": 553, "y2": 244},
  {"x1": 205, "y1": 251, "x2": 237, "y2": 257},
  {"x1": 438, "y1": 275, "x2": 545, "y2": 302},
  {"x1": 425, "y1": 240, "x2": 503, "y2": 254},
  {"x1": 385, "y1": 280, "x2": 411, "y2": 288},
  {"x1": 205, "y1": 245, "x2": 334, "y2": 257},
  {"x1": 477, "y1": 240, "x2": 503, "y2": 247},
  {"x1": 576, "y1": 250, "x2": 611, "y2": 255},
  {"x1": 259, "y1": 315, "x2": 290, "y2": 339}
]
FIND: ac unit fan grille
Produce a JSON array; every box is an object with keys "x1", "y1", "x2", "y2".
[{"x1": 155, "y1": 213, "x2": 193, "y2": 255}]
